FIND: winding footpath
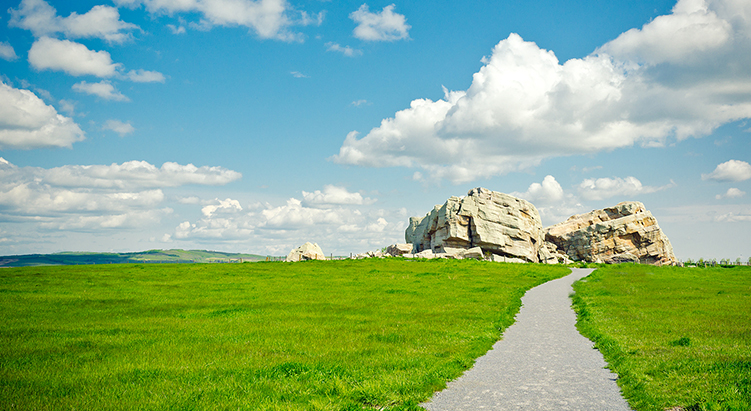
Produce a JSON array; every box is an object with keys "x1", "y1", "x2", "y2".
[{"x1": 421, "y1": 268, "x2": 632, "y2": 410}]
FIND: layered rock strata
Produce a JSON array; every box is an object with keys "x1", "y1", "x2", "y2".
[
  {"x1": 406, "y1": 188, "x2": 547, "y2": 263},
  {"x1": 404, "y1": 188, "x2": 676, "y2": 266},
  {"x1": 544, "y1": 201, "x2": 676, "y2": 265}
]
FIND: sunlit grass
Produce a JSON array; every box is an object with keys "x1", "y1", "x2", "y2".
[
  {"x1": 572, "y1": 264, "x2": 751, "y2": 411},
  {"x1": 0, "y1": 259, "x2": 569, "y2": 410}
]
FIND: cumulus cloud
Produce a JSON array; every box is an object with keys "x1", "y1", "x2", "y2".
[
  {"x1": 325, "y1": 42, "x2": 362, "y2": 57},
  {"x1": 333, "y1": 0, "x2": 751, "y2": 183},
  {"x1": 598, "y1": 0, "x2": 733, "y2": 65},
  {"x1": 0, "y1": 157, "x2": 241, "y2": 234},
  {"x1": 577, "y1": 176, "x2": 674, "y2": 201},
  {"x1": 716, "y1": 187, "x2": 746, "y2": 199},
  {"x1": 512, "y1": 175, "x2": 565, "y2": 205},
  {"x1": 114, "y1": 0, "x2": 304, "y2": 41},
  {"x1": 350, "y1": 4, "x2": 410, "y2": 41},
  {"x1": 27, "y1": 37, "x2": 164, "y2": 83},
  {"x1": 73, "y1": 81, "x2": 129, "y2": 101},
  {"x1": 511, "y1": 175, "x2": 585, "y2": 225},
  {"x1": 0, "y1": 42, "x2": 18, "y2": 61},
  {"x1": 702, "y1": 159, "x2": 751, "y2": 182},
  {"x1": 302, "y1": 185, "x2": 375, "y2": 208},
  {"x1": 29, "y1": 37, "x2": 121, "y2": 77},
  {"x1": 202, "y1": 198, "x2": 243, "y2": 217},
  {"x1": 0, "y1": 82, "x2": 85, "y2": 149},
  {"x1": 9, "y1": 0, "x2": 139, "y2": 43},
  {"x1": 102, "y1": 119, "x2": 135, "y2": 136},
  {"x1": 170, "y1": 187, "x2": 405, "y2": 254}
]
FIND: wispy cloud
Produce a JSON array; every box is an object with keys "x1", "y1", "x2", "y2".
[
  {"x1": 73, "y1": 80, "x2": 129, "y2": 101},
  {"x1": 102, "y1": 119, "x2": 135, "y2": 136},
  {"x1": 0, "y1": 42, "x2": 18, "y2": 61},
  {"x1": 325, "y1": 42, "x2": 362, "y2": 57}
]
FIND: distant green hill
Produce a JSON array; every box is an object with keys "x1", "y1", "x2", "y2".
[{"x1": 0, "y1": 249, "x2": 273, "y2": 267}]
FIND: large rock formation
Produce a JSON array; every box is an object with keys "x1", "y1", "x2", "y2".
[
  {"x1": 405, "y1": 188, "x2": 676, "y2": 266},
  {"x1": 544, "y1": 201, "x2": 676, "y2": 265},
  {"x1": 285, "y1": 242, "x2": 326, "y2": 262},
  {"x1": 405, "y1": 188, "x2": 548, "y2": 263}
]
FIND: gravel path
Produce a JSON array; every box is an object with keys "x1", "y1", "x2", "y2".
[{"x1": 421, "y1": 268, "x2": 632, "y2": 410}]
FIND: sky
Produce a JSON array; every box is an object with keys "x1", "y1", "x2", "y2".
[{"x1": 0, "y1": 0, "x2": 750, "y2": 261}]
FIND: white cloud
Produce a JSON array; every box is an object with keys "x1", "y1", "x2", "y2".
[
  {"x1": 290, "y1": 71, "x2": 309, "y2": 78},
  {"x1": 325, "y1": 42, "x2": 362, "y2": 57},
  {"x1": 202, "y1": 198, "x2": 243, "y2": 217},
  {"x1": 73, "y1": 81, "x2": 129, "y2": 101},
  {"x1": 0, "y1": 158, "x2": 242, "y2": 191},
  {"x1": 714, "y1": 212, "x2": 751, "y2": 222},
  {"x1": 0, "y1": 42, "x2": 18, "y2": 61},
  {"x1": 9, "y1": 0, "x2": 139, "y2": 43},
  {"x1": 167, "y1": 24, "x2": 186, "y2": 34},
  {"x1": 302, "y1": 185, "x2": 375, "y2": 208},
  {"x1": 261, "y1": 198, "x2": 343, "y2": 228},
  {"x1": 716, "y1": 187, "x2": 746, "y2": 199},
  {"x1": 29, "y1": 37, "x2": 121, "y2": 77},
  {"x1": 57, "y1": 99, "x2": 76, "y2": 116},
  {"x1": 351, "y1": 99, "x2": 369, "y2": 107},
  {"x1": 577, "y1": 176, "x2": 674, "y2": 201},
  {"x1": 512, "y1": 175, "x2": 564, "y2": 205},
  {"x1": 0, "y1": 158, "x2": 241, "y2": 234},
  {"x1": 171, "y1": 188, "x2": 405, "y2": 254},
  {"x1": 127, "y1": 69, "x2": 166, "y2": 83},
  {"x1": 0, "y1": 82, "x2": 85, "y2": 149},
  {"x1": 350, "y1": 4, "x2": 410, "y2": 41},
  {"x1": 511, "y1": 175, "x2": 585, "y2": 226},
  {"x1": 115, "y1": 0, "x2": 301, "y2": 41},
  {"x1": 102, "y1": 119, "x2": 135, "y2": 136},
  {"x1": 598, "y1": 0, "x2": 733, "y2": 65},
  {"x1": 333, "y1": 0, "x2": 751, "y2": 183},
  {"x1": 702, "y1": 159, "x2": 751, "y2": 182}
]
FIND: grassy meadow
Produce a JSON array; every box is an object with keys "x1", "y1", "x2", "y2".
[
  {"x1": 0, "y1": 258, "x2": 569, "y2": 410},
  {"x1": 573, "y1": 264, "x2": 751, "y2": 411}
]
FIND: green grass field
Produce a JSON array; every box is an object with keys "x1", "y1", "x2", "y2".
[
  {"x1": 0, "y1": 259, "x2": 569, "y2": 410},
  {"x1": 573, "y1": 264, "x2": 751, "y2": 411}
]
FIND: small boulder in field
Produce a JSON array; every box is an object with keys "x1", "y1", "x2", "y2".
[
  {"x1": 386, "y1": 243, "x2": 413, "y2": 256},
  {"x1": 286, "y1": 242, "x2": 326, "y2": 262}
]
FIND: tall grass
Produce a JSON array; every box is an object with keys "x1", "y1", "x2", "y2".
[
  {"x1": 572, "y1": 265, "x2": 751, "y2": 411},
  {"x1": 0, "y1": 259, "x2": 569, "y2": 410}
]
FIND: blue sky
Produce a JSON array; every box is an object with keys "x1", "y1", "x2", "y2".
[{"x1": 1, "y1": 0, "x2": 750, "y2": 260}]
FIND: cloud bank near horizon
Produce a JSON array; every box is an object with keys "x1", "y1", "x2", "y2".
[{"x1": 333, "y1": 0, "x2": 751, "y2": 183}]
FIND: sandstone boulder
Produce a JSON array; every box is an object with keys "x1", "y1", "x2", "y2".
[
  {"x1": 285, "y1": 242, "x2": 326, "y2": 262},
  {"x1": 406, "y1": 188, "x2": 545, "y2": 263},
  {"x1": 544, "y1": 202, "x2": 676, "y2": 265},
  {"x1": 386, "y1": 243, "x2": 413, "y2": 256}
]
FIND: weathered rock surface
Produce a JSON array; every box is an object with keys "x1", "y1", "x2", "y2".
[
  {"x1": 406, "y1": 188, "x2": 545, "y2": 263},
  {"x1": 285, "y1": 242, "x2": 325, "y2": 262},
  {"x1": 405, "y1": 188, "x2": 676, "y2": 266},
  {"x1": 385, "y1": 243, "x2": 413, "y2": 256},
  {"x1": 544, "y1": 202, "x2": 676, "y2": 265}
]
